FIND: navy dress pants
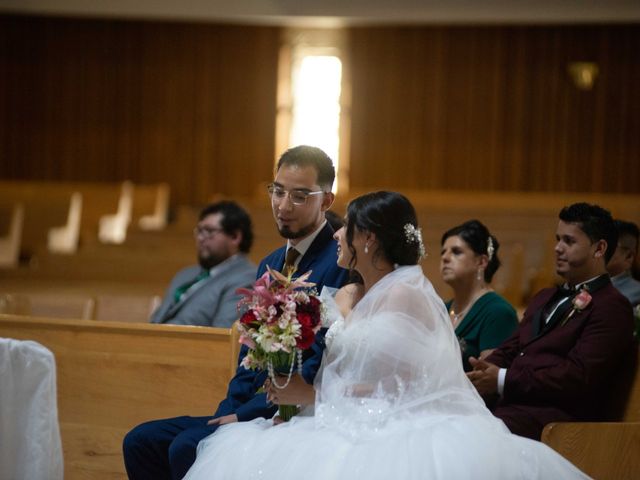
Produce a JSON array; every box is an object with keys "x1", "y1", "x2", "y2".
[{"x1": 122, "y1": 415, "x2": 218, "y2": 480}]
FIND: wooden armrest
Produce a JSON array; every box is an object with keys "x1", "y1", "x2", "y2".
[
  {"x1": 230, "y1": 321, "x2": 241, "y2": 376},
  {"x1": 542, "y1": 421, "x2": 640, "y2": 479},
  {"x1": 0, "y1": 203, "x2": 24, "y2": 267}
]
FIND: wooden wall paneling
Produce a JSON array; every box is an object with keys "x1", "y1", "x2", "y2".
[
  {"x1": 510, "y1": 26, "x2": 546, "y2": 192},
  {"x1": 419, "y1": 28, "x2": 446, "y2": 190},
  {"x1": 348, "y1": 28, "x2": 382, "y2": 187},
  {"x1": 411, "y1": 28, "x2": 444, "y2": 190},
  {"x1": 213, "y1": 26, "x2": 279, "y2": 199},
  {"x1": 190, "y1": 25, "x2": 220, "y2": 204},
  {"x1": 1, "y1": 17, "x2": 43, "y2": 179},
  {"x1": 442, "y1": 28, "x2": 473, "y2": 189},
  {"x1": 348, "y1": 24, "x2": 640, "y2": 194},
  {"x1": 138, "y1": 22, "x2": 199, "y2": 204},
  {"x1": 469, "y1": 28, "x2": 503, "y2": 191},
  {"x1": 602, "y1": 26, "x2": 640, "y2": 192},
  {"x1": 559, "y1": 27, "x2": 597, "y2": 192},
  {"x1": 500, "y1": 27, "x2": 527, "y2": 191},
  {"x1": 2, "y1": 17, "x2": 638, "y2": 199},
  {"x1": 0, "y1": 15, "x2": 279, "y2": 205}
]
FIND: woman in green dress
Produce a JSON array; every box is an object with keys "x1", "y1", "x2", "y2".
[{"x1": 440, "y1": 220, "x2": 518, "y2": 372}]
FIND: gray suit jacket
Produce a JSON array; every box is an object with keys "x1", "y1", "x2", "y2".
[
  {"x1": 612, "y1": 271, "x2": 640, "y2": 307},
  {"x1": 150, "y1": 254, "x2": 256, "y2": 327}
]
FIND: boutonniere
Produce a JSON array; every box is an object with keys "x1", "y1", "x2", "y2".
[{"x1": 560, "y1": 288, "x2": 592, "y2": 326}]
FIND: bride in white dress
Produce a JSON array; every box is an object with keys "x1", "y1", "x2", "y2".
[{"x1": 184, "y1": 191, "x2": 588, "y2": 480}]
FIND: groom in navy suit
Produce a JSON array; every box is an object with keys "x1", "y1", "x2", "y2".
[
  {"x1": 468, "y1": 203, "x2": 635, "y2": 440},
  {"x1": 123, "y1": 145, "x2": 348, "y2": 479}
]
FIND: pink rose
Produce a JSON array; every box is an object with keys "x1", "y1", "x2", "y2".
[
  {"x1": 573, "y1": 290, "x2": 592, "y2": 311},
  {"x1": 561, "y1": 288, "x2": 592, "y2": 326}
]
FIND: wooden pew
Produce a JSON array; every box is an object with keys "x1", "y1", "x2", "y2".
[
  {"x1": 0, "y1": 314, "x2": 237, "y2": 480},
  {"x1": 93, "y1": 294, "x2": 162, "y2": 322},
  {"x1": 0, "y1": 180, "x2": 170, "y2": 259},
  {"x1": 0, "y1": 291, "x2": 163, "y2": 323},
  {"x1": 3, "y1": 189, "x2": 639, "y2": 309},
  {"x1": 339, "y1": 189, "x2": 640, "y2": 304},
  {"x1": 542, "y1": 347, "x2": 640, "y2": 479},
  {"x1": 48, "y1": 192, "x2": 83, "y2": 254},
  {"x1": 0, "y1": 203, "x2": 24, "y2": 267},
  {"x1": 137, "y1": 182, "x2": 170, "y2": 231},
  {"x1": 0, "y1": 292, "x2": 96, "y2": 319}
]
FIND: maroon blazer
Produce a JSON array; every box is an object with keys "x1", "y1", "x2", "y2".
[{"x1": 486, "y1": 278, "x2": 634, "y2": 439}]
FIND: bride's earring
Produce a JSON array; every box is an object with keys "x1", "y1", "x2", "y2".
[
  {"x1": 364, "y1": 242, "x2": 369, "y2": 254},
  {"x1": 476, "y1": 269, "x2": 483, "y2": 281}
]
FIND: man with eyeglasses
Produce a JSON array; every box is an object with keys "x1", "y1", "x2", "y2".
[
  {"x1": 124, "y1": 146, "x2": 349, "y2": 480},
  {"x1": 149, "y1": 201, "x2": 256, "y2": 327}
]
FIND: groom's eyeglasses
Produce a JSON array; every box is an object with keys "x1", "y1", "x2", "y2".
[{"x1": 267, "y1": 183, "x2": 325, "y2": 206}]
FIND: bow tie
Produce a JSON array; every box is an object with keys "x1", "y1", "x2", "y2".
[
  {"x1": 556, "y1": 274, "x2": 610, "y2": 299},
  {"x1": 557, "y1": 285, "x2": 577, "y2": 298}
]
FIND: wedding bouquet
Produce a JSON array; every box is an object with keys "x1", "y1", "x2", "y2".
[{"x1": 236, "y1": 266, "x2": 323, "y2": 420}]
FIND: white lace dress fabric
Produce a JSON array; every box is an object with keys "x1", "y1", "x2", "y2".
[{"x1": 184, "y1": 266, "x2": 589, "y2": 479}]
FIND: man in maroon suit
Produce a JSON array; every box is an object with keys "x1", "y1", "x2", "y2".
[{"x1": 468, "y1": 202, "x2": 635, "y2": 440}]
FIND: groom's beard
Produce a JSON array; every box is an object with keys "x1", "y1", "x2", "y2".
[{"x1": 278, "y1": 222, "x2": 316, "y2": 240}]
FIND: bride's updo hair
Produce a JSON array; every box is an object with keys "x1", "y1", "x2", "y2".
[{"x1": 346, "y1": 191, "x2": 422, "y2": 269}]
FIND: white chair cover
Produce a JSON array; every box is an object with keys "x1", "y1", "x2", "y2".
[{"x1": 0, "y1": 338, "x2": 63, "y2": 479}]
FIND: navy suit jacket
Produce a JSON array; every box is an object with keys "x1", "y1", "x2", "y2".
[
  {"x1": 487, "y1": 278, "x2": 635, "y2": 439},
  {"x1": 213, "y1": 223, "x2": 349, "y2": 421}
]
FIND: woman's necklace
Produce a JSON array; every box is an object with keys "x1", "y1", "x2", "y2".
[
  {"x1": 449, "y1": 288, "x2": 490, "y2": 327},
  {"x1": 449, "y1": 304, "x2": 471, "y2": 328}
]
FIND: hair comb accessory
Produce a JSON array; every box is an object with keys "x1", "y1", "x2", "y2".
[
  {"x1": 487, "y1": 237, "x2": 495, "y2": 261},
  {"x1": 404, "y1": 223, "x2": 426, "y2": 260}
]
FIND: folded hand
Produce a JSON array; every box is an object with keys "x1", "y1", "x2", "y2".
[
  {"x1": 265, "y1": 374, "x2": 315, "y2": 406},
  {"x1": 466, "y1": 357, "x2": 499, "y2": 396},
  {"x1": 207, "y1": 414, "x2": 238, "y2": 426}
]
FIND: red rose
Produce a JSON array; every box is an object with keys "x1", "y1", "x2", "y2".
[
  {"x1": 297, "y1": 312, "x2": 313, "y2": 328},
  {"x1": 296, "y1": 327, "x2": 315, "y2": 350},
  {"x1": 240, "y1": 311, "x2": 255, "y2": 325},
  {"x1": 298, "y1": 298, "x2": 321, "y2": 327}
]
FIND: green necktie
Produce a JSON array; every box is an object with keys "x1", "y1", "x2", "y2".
[{"x1": 173, "y1": 270, "x2": 209, "y2": 303}]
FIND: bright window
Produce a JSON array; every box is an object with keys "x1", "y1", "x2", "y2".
[
  {"x1": 290, "y1": 55, "x2": 343, "y2": 192},
  {"x1": 276, "y1": 29, "x2": 349, "y2": 194}
]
